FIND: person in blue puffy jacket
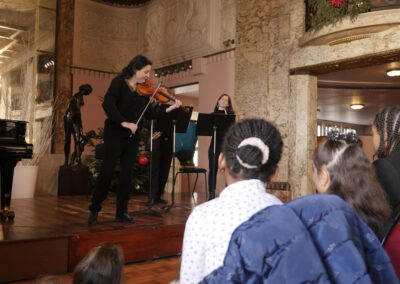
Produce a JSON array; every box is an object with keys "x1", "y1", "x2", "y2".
[{"x1": 201, "y1": 194, "x2": 399, "y2": 284}]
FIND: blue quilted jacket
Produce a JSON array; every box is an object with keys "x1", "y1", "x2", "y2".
[{"x1": 200, "y1": 194, "x2": 399, "y2": 284}]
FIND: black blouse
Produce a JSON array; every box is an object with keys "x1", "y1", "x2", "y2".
[
  {"x1": 374, "y1": 150, "x2": 400, "y2": 209},
  {"x1": 102, "y1": 75, "x2": 166, "y2": 137}
]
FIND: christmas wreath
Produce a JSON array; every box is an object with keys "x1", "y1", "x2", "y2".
[{"x1": 307, "y1": 0, "x2": 372, "y2": 31}]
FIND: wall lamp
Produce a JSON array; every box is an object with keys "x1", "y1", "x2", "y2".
[{"x1": 350, "y1": 104, "x2": 364, "y2": 110}]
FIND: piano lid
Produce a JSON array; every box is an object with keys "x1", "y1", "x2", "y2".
[{"x1": 0, "y1": 119, "x2": 29, "y2": 145}]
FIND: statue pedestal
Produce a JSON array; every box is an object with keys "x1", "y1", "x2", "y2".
[{"x1": 58, "y1": 165, "x2": 91, "y2": 196}]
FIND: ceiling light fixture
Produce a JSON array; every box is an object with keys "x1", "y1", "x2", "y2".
[
  {"x1": 387, "y1": 69, "x2": 400, "y2": 77},
  {"x1": 350, "y1": 104, "x2": 364, "y2": 110}
]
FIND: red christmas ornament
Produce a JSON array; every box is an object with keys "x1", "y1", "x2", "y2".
[
  {"x1": 138, "y1": 156, "x2": 148, "y2": 165},
  {"x1": 329, "y1": 0, "x2": 348, "y2": 7}
]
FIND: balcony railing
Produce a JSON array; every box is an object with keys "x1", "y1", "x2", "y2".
[{"x1": 305, "y1": 0, "x2": 400, "y2": 31}]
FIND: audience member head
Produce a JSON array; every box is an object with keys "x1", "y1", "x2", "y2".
[
  {"x1": 121, "y1": 54, "x2": 152, "y2": 79},
  {"x1": 33, "y1": 275, "x2": 67, "y2": 284},
  {"x1": 312, "y1": 130, "x2": 391, "y2": 233},
  {"x1": 214, "y1": 94, "x2": 234, "y2": 114},
  {"x1": 220, "y1": 118, "x2": 283, "y2": 184},
  {"x1": 73, "y1": 242, "x2": 124, "y2": 284},
  {"x1": 372, "y1": 106, "x2": 400, "y2": 159}
]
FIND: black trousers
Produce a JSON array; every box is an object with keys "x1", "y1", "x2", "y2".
[
  {"x1": 89, "y1": 130, "x2": 139, "y2": 217},
  {"x1": 208, "y1": 137, "x2": 222, "y2": 194},
  {"x1": 150, "y1": 136, "x2": 173, "y2": 199}
]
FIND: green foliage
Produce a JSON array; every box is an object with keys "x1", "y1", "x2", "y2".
[
  {"x1": 85, "y1": 127, "x2": 150, "y2": 194},
  {"x1": 308, "y1": 0, "x2": 372, "y2": 31},
  {"x1": 85, "y1": 128, "x2": 104, "y2": 152}
]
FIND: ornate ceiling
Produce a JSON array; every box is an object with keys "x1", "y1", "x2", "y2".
[{"x1": 92, "y1": 0, "x2": 151, "y2": 7}]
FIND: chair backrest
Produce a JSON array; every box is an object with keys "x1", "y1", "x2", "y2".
[
  {"x1": 175, "y1": 121, "x2": 198, "y2": 167},
  {"x1": 175, "y1": 121, "x2": 197, "y2": 152}
]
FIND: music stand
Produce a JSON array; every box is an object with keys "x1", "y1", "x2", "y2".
[
  {"x1": 130, "y1": 120, "x2": 163, "y2": 217},
  {"x1": 162, "y1": 107, "x2": 193, "y2": 212},
  {"x1": 196, "y1": 113, "x2": 235, "y2": 199}
]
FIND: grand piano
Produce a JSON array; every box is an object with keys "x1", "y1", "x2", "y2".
[{"x1": 0, "y1": 119, "x2": 33, "y2": 221}]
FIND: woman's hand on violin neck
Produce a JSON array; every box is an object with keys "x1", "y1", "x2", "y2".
[
  {"x1": 121, "y1": 121, "x2": 138, "y2": 134},
  {"x1": 152, "y1": 131, "x2": 162, "y2": 140},
  {"x1": 166, "y1": 99, "x2": 182, "y2": 113}
]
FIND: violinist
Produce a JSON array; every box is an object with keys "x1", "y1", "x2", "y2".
[
  {"x1": 208, "y1": 94, "x2": 235, "y2": 199},
  {"x1": 88, "y1": 55, "x2": 182, "y2": 226}
]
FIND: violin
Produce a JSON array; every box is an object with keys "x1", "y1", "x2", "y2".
[
  {"x1": 134, "y1": 80, "x2": 190, "y2": 128},
  {"x1": 137, "y1": 80, "x2": 176, "y2": 104}
]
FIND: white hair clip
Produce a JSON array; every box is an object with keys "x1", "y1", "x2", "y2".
[{"x1": 236, "y1": 137, "x2": 270, "y2": 169}]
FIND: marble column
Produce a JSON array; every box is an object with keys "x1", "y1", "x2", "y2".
[
  {"x1": 288, "y1": 74, "x2": 318, "y2": 198},
  {"x1": 235, "y1": 0, "x2": 293, "y2": 191},
  {"x1": 52, "y1": 0, "x2": 75, "y2": 154}
]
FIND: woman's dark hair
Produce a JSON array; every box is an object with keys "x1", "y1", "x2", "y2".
[
  {"x1": 222, "y1": 118, "x2": 283, "y2": 182},
  {"x1": 313, "y1": 140, "x2": 391, "y2": 233},
  {"x1": 121, "y1": 55, "x2": 152, "y2": 79},
  {"x1": 73, "y1": 242, "x2": 124, "y2": 284},
  {"x1": 214, "y1": 94, "x2": 235, "y2": 114},
  {"x1": 373, "y1": 106, "x2": 400, "y2": 159}
]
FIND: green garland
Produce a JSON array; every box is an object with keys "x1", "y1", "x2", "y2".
[{"x1": 307, "y1": 0, "x2": 372, "y2": 31}]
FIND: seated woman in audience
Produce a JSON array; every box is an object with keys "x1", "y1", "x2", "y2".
[
  {"x1": 372, "y1": 106, "x2": 400, "y2": 209},
  {"x1": 73, "y1": 242, "x2": 124, "y2": 284},
  {"x1": 179, "y1": 118, "x2": 284, "y2": 284},
  {"x1": 312, "y1": 130, "x2": 391, "y2": 234}
]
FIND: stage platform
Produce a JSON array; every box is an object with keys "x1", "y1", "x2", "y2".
[{"x1": 0, "y1": 192, "x2": 202, "y2": 283}]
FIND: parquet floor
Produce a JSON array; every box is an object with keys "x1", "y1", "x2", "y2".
[{"x1": 13, "y1": 256, "x2": 181, "y2": 284}]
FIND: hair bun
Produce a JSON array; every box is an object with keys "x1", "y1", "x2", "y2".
[{"x1": 236, "y1": 137, "x2": 269, "y2": 169}]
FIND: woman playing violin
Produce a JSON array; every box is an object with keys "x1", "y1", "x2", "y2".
[{"x1": 88, "y1": 54, "x2": 182, "y2": 226}]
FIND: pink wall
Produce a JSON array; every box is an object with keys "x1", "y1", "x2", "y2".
[
  {"x1": 71, "y1": 68, "x2": 115, "y2": 155},
  {"x1": 157, "y1": 51, "x2": 235, "y2": 194},
  {"x1": 71, "y1": 50, "x2": 235, "y2": 194}
]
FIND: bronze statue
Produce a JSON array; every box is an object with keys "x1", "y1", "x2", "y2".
[{"x1": 64, "y1": 84, "x2": 92, "y2": 166}]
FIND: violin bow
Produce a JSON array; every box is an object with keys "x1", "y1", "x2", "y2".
[{"x1": 130, "y1": 82, "x2": 162, "y2": 137}]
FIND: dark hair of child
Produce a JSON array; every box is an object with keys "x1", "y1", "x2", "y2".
[
  {"x1": 73, "y1": 242, "x2": 124, "y2": 284},
  {"x1": 222, "y1": 118, "x2": 283, "y2": 183},
  {"x1": 373, "y1": 106, "x2": 400, "y2": 159},
  {"x1": 313, "y1": 139, "x2": 391, "y2": 233}
]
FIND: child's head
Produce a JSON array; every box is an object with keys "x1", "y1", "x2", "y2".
[
  {"x1": 220, "y1": 118, "x2": 283, "y2": 183},
  {"x1": 73, "y1": 242, "x2": 124, "y2": 284},
  {"x1": 372, "y1": 106, "x2": 400, "y2": 158},
  {"x1": 312, "y1": 133, "x2": 390, "y2": 233}
]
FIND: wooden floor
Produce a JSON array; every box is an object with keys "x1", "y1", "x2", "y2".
[
  {"x1": 2, "y1": 192, "x2": 202, "y2": 241},
  {"x1": 13, "y1": 255, "x2": 181, "y2": 284},
  {"x1": 0, "y1": 191, "x2": 207, "y2": 283}
]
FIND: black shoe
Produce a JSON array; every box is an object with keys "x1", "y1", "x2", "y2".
[
  {"x1": 155, "y1": 197, "x2": 168, "y2": 204},
  {"x1": 88, "y1": 212, "x2": 98, "y2": 226},
  {"x1": 116, "y1": 213, "x2": 136, "y2": 224}
]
